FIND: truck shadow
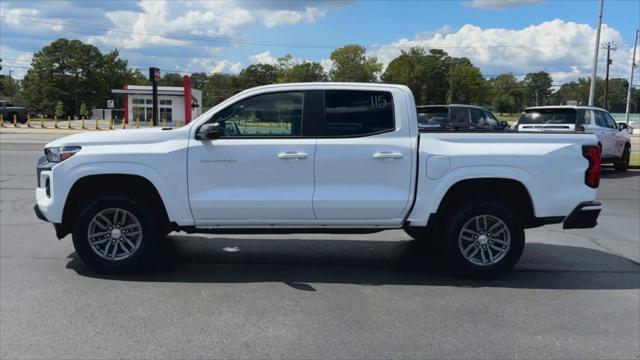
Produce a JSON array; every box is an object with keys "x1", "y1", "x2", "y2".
[
  {"x1": 600, "y1": 168, "x2": 640, "y2": 179},
  {"x1": 66, "y1": 235, "x2": 640, "y2": 291}
]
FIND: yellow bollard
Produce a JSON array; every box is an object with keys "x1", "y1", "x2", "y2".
[
  {"x1": 175, "y1": 120, "x2": 180, "y2": 128},
  {"x1": 41, "y1": 115, "x2": 46, "y2": 128},
  {"x1": 122, "y1": 118, "x2": 126, "y2": 130},
  {"x1": 136, "y1": 117, "x2": 140, "y2": 129},
  {"x1": 13, "y1": 114, "x2": 17, "y2": 127},
  {"x1": 108, "y1": 117, "x2": 112, "y2": 130},
  {"x1": 0, "y1": 114, "x2": 3, "y2": 127},
  {"x1": 67, "y1": 116, "x2": 71, "y2": 129},
  {"x1": 150, "y1": 119, "x2": 154, "y2": 128},
  {"x1": 27, "y1": 115, "x2": 31, "y2": 128},
  {"x1": 95, "y1": 118, "x2": 99, "y2": 130},
  {"x1": 162, "y1": 118, "x2": 167, "y2": 128},
  {"x1": 81, "y1": 116, "x2": 85, "y2": 129},
  {"x1": 54, "y1": 116, "x2": 58, "y2": 129}
]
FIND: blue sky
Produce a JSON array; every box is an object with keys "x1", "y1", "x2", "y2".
[{"x1": 1, "y1": 0, "x2": 639, "y2": 85}]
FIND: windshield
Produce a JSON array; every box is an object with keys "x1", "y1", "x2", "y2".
[
  {"x1": 417, "y1": 107, "x2": 448, "y2": 127},
  {"x1": 519, "y1": 109, "x2": 577, "y2": 124}
]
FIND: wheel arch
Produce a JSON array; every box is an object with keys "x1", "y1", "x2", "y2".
[
  {"x1": 60, "y1": 174, "x2": 170, "y2": 238},
  {"x1": 433, "y1": 177, "x2": 536, "y2": 228}
]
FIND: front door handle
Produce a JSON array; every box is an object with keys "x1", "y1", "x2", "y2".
[
  {"x1": 373, "y1": 151, "x2": 404, "y2": 160},
  {"x1": 278, "y1": 152, "x2": 308, "y2": 160}
]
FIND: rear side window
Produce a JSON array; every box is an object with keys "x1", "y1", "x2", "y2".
[
  {"x1": 323, "y1": 90, "x2": 394, "y2": 136},
  {"x1": 519, "y1": 109, "x2": 577, "y2": 124}
]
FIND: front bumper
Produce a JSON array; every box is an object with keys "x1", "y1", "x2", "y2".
[{"x1": 563, "y1": 201, "x2": 602, "y2": 229}]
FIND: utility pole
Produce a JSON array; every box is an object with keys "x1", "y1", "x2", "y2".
[
  {"x1": 589, "y1": 0, "x2": 604, "y2": 106},
  {"x1": 602, "y1": 41, "x2": 617, "y2": 110},
  {"x1": 449, "y1": 57, "x2": 454, "y2": 104},
  {"x1": 8, "y1": 70, "x2": 13, "y2": 98},
  {"x1": 626, "y1": 29, "x2": 639, "y2": 124}
]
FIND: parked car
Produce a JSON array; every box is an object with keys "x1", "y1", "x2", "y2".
[
  {"x1": 0, "y1": 101, "x2": 28, "y2": 123},
  {"x1": 417, "y1": 104, "x2": 509, "y2": 131},
  {"x1": 516, "y1": 106, "x2": 632, "y2": 171},
  {"x1": 35, "y1": 83, "x2": 601, "y2": 276}
]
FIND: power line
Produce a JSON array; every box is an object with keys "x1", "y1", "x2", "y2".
[{"x1": 1, "y1": 14, "x2": 592, "y2": 51}]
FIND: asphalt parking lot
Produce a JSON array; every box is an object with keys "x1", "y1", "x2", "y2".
[{"x1": 1, "y1": 133, "x2": 639, "y2": 359}]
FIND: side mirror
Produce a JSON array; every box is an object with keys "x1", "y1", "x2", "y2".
[
  {"x1": 618, "y1": 122, "x2": 629, "y2": 132},
  {"x1": 500, "y1": 121, "x2": 509, "y2": 129},
  {"x1": 196, "y1": 122, "x2": 223, "y2": 140}
]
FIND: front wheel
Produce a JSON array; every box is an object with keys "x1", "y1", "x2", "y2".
[
  {"x1": 442, "y1": 202, "x2": 525, "y2": 277},
  {"x1": 614, "y1": 144, "x2": 630, "y2": 172},
  {"x1": 72, "y1": 196, "x2": 161, "y2": 273}
]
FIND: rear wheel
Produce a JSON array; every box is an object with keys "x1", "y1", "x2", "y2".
[
  {"x1": 72, "y1": 196, "x2": 161, "y2": 273},
  {"x1": 442, "y1": 202, "x2": 525, "y2": 277},
  {"x1": 614, "y1": 144, "x2": 630, "y2": 172}
]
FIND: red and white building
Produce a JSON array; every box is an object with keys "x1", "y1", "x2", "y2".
[{"x1": 112, "y1": 76, "x2": 202, "y2": 125}]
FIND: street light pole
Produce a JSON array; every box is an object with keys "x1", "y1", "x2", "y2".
[
  {"x1": 588, "y1": 0, "x2": 604, "y2": 106},
  {"x1": 625, "y1": 29, "x2": 639, "y2": 124}
]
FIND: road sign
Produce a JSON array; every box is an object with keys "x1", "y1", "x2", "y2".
[{"x1": 107, "y1": 100, "x2": 114, "y2": 108}]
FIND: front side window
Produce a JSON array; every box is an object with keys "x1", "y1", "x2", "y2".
[
  {"x1": 211, "y1": 92, "x2": 303, "y2": 137},
  {"x1": 323, "y1": 90, "x2": 394, "y2": 136},
  {"x1": 602, "y1": 112, "x2": 618, "y2": 129},
  {"x1": 470, "y1": 109, "x2": 486, "y2": 126},
  {"x1": 450, "y1": 107, "x2": 470, "y2": 126},
  {"x1": 484, "y1": 111, "x2": 499, "y2": 127},
  {"x1": 594, "y1": 111, "x2": 607, "y2": 128}
]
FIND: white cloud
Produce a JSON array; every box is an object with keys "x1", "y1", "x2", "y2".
[
  {"x1": 261, "y1": 7, "x2": 325, "y2": 27},
  {"x1": 86, "y1": 0, "x2": 326, "y2": 50},
  {"x1": 249, "y1": 51, "x2": 279, "y2": 65},
  {"x1": 463, "y1": 0, "x2": 543, "y2": 10},
  {"x1": 0, "y1": 7, "x2": 64, "y2": 32},
  {"x1": 320, "y1": 58, "x2": 334, "y2": 73},
  {"x1": 370, "y1": 19, "x2": 633, "y2": 84},
  {"x1": 211, "y1": 60, "x2": 243, "y2": 74}
]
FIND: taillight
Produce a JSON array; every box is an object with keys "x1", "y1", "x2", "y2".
[{"x1": 582, "y1": 145, "x2": 601, "y2": 188}]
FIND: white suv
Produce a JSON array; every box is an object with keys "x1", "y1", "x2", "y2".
[{"x1": 517, "y1": 106, "x2": 632, "y2": 171}]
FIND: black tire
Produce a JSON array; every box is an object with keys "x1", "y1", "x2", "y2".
[
  {"x1": 72, "y1": 196, "x2": 161, "y2": 274},
  {"x1": 442, "y1": 202, "x2": 525, "y2": 277},
  {"x1": 613, "y1": 144, "x2": 630, "y2": 172}
]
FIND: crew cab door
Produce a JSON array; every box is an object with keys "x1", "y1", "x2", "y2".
[
  {"x1": 187, "y1": 91, "x2": 316, "y2": 224},
  {"x1": 313, "y1": 89, "x2": 414, "y2": 223}
]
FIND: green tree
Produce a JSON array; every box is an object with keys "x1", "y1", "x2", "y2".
[
  {"x1": 79, "y1": 102, "x2": 89, "y2": 117},
  {"x1": 239, "y1": 64, "x2": 281, "y2": 88},
  {"x1": 190, "y1": 72, "x2": 209, "y2": 91},
  {"x1": 201, "y1": 73, "x2": 242, "y2": 108},
  {"x1": 523, "y1": 71, "x2": 553, "y2": 107},
  {"x1": 489, "y1": 73, "x2": 523, "y2": 113},
  {"x1": 19, "y1": 38, "x2": 132, "y2": 114},
  {"x1": 280, "y1": 61, "x2": 327, "y2": 83},
  {"x1": 159, "y1": 73, "x2": 184, "y2": 86},
  {"x1": 329, "y1": 44, "x2": 382, "y2": 82},
  {"x1": 449, "y1": 57, "x2": 489, "y2": 105},
  {"x1": 381, "y1": 47, "x2": 450, "y2": 104},
  {"x1": 54, "y1": 101, "x2": 64, "y2": 118}
]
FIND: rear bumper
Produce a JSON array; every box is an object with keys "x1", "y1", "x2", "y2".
[{"x1": 563, "y1": 201, "x2": 602, "y2": 229}]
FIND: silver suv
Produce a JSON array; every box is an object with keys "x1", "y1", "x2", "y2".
[{"x1": 516, "y1": 106, "x2": 632, "y2": 171}]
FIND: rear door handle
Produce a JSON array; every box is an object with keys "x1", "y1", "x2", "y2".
[
  {"x1": 373, "y1": 151, "x2": 403, "y2": 160},
  {"x1": 278, "y1": 152, "x2": 308, "y2": 160}
]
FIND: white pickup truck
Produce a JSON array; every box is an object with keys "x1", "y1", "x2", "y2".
[{"x1": 35, "y1": 83, "x2": 603, "y2": 276}]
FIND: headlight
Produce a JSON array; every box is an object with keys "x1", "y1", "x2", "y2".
[{"x1": 45, "y1": 146, "x2": 81, "y2": 163}]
